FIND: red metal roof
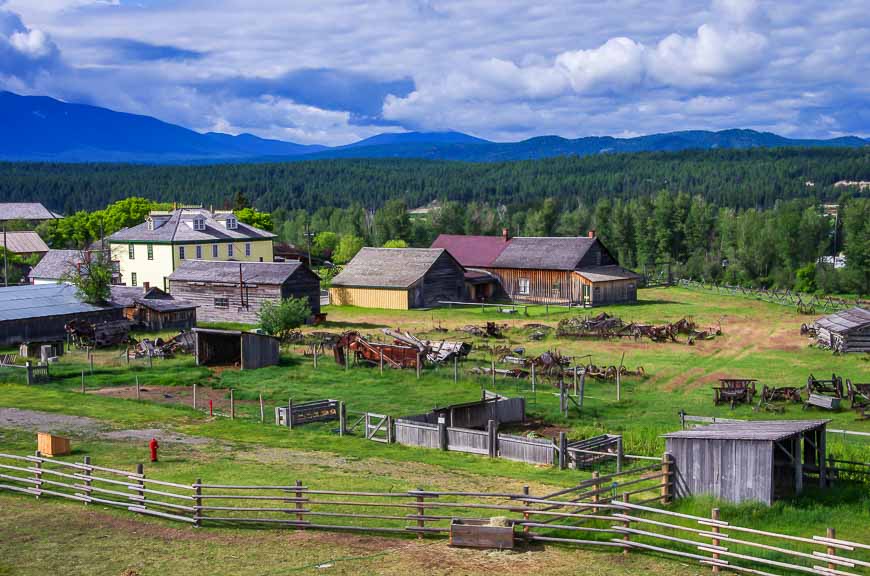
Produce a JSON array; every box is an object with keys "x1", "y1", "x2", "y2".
[{"x1": 431, "y1": 234, "x2": 509, "y2": 267}]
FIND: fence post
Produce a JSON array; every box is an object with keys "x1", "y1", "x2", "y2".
[
  {"x1": 295, "y1": 480, "x2": 304, "y2": 528},
  {"x1": 490, "y1": 354, "x2": 496, "y2": 388},
  {"x1": 379, "y1": 348, "x2": 383, "y2": 375},
  {"x1": 33, "y1": 450, "x2": 42, "y2": 498},
  {"x1": 522, "y1": 485, "x2": 530, "y2": 535},
  {"x1": 453, "y1": 354, "x2": 458, "y2": 384},
  {"x1": 531, "y1": 363, "x2": 536, "y2": 392},
  {"x1": 487, "y1": 420, "x2": 495, "y2": 458},
  {"x1": 80, "y1": 370, "x2": 85, "y2": 394},
  {"x1": 573, "y1": 367, "x2": 578, "y2": 396},
  {"x1": 622, "y1": 493, "x2": 631, "y2": 556},
  {"x1": 134, "y1": 463, "x2": 144, "y2": 510},
  {"x1": 710, "y1": 507, "x2": 721, "y2": 574},
  {"x1": 558, "y1": 432, "x2": 568, "y2": 469},
  {"x1": 826, "y1": 528, "x2": 836, "y2": 572},
  {"x1": 339, "y1": 402, "x2": 346, "y2": 436},
  {"x1": 259, "y1": 393, "x2": 264, "y2": 423},
  {"x1": 90, "y1": 354, "x2": 94, "y2": 375},
  {"x1": 616, "y1": 369, "x2": 621, "y2": 402},
  {"x1": 288, "y1": 398, "x2": 293, "y2": 430},
  {"x1": 81, "y1": 455, "x2": 92, "y2": 504},
  {"x1": 387, "y1": 415, "x2": 394, "y2": 444},
  {"x1": 230, "y1": 389, "x2": 235, "y2": 420},
  {"x1": 661, "y1": 452, "x2": 672, "y2": 503},
  {"x1": 438, "y1": 419, "x2": 448, "y2": 450},
  {"x1": 415, "y1": 488, "x2": 425, "y2": 539},
  {"x1": 136, "y1": 376, "x2": 141, "y2": 401},
  {"x1": 191, "y1": 382, "x2": 196, "y2": 409},
  {"x1": 313, "y1": 345, "x2": 318, "y2": 369},
  {"x1": 591, "y1": 471, "x2": 600, "y2": 504},
  {"x1": 616, "y1": 436, "x2": 623, "y2": 474},
  {"x1": 194, "y1": 478, "x2": 202, "y2": 527}
]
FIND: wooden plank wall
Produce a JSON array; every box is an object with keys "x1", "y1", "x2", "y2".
[
  {"x1": 328, "y1": 287, "x2": 410, "y2": 309},
  {"x1": 0, "y1": 308, "x2": 124, "y2": 347},
  {"x1": 415, "y1": 252, "x2": 467, "y2": 307},
  {"x1": 447, "y1": 427, "x2": 490, "y2": 455},
  {"x1": 241, "y1": 333, "x2": 279, "y2": 370},
  {"x1": 498, "y1": 434, "x2": 554, "y2": 465},
  {"x1": 395, "y1": 419, "x2": 441, "y2": 449},
  {"x1": 170, "y1": 280, "x2": 282, "y2": 323},
  {"x1": 485, "y1": 268, "x2": 576, "y2": 303}
]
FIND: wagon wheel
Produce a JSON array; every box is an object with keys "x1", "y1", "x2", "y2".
[{"x1": 762, "y1": 384, "x2": 771, "y2": 403}]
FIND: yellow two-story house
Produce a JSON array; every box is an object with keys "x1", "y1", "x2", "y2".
[{"x1": 108, "y1": 207, "x2": 275, "y2": 291}]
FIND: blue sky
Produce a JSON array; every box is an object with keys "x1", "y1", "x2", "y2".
[{"x1": 1, "y1": 0, "x2": 868, "y2": 145}]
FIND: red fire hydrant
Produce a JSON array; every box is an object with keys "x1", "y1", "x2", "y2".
[{"x1": 149, "y1": 437, "x2": 159, "y2": 462}]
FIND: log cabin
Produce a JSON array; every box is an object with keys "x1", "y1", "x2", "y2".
[
  {"x1": 813, "y1": 307, "x2": 870, "y2": 353},
  {"x1": 168, "y1": 260, "x2": 320, "y2": 324}
]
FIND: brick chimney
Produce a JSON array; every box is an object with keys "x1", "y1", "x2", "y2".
[
  {"x1": 587, "y1": 229, "x2": 596, "y2": 239},
  {"x1": 502, "y1": 228, "x2": 510, "y2": 241}
]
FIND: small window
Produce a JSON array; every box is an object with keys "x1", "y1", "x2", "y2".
[
  {"x1": 146, "y1": 218, "x2": 154, "y2": 231},
  {"x1": 518, "y1": 278, "x2": 530, "y2": 295},
  {"x1": 245, "y1": 242, "x2": 251, "y2": 257},
  {"x1": 226, "y1": 216, "x2": 237, "y2": 230},
  {"x1": 128, "y1": 244, "x2": 135, "y2": 260},
  {"x1": 147, "y1": 244, "x2": 153, "y2": 260},
  {"x1": 214, "y1": 297, "x2": 229, "y2": 309},
  {"x1": 179, "y1": 246, "x2": 186, "y2": 260},
  {"x1": 131, "y1": 272, "x2": 138, "y2": 287},
  {"x1": 227, "y1": 243, "x2": 234, "y2": 257},
  {"x1": 196, "y1": 245, "x2": 202, "y2": 259},
  {"x1": 193, "y1": 217, "x2": 205, "y2": 231},
  {"x1": 212, "y1": 244, "x2": 218, "y2": 258}
]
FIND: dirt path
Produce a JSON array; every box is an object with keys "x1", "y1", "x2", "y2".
[{"x1": 90, "y1": 385, "x2": 251, "y2": 412}]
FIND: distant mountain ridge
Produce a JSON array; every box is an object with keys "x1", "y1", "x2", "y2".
[{"x1": 0, "y1": 91, "x2": 866, "y2": 163}]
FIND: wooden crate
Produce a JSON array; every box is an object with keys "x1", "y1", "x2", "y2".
[
  {"x1": 449, "y1": 519, "x2": 514, "y2": 550},
  {"x1": 37, "y1": 432, "x2": 71, "y2": 457}
]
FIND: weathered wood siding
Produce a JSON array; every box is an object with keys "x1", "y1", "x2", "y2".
[
  {"x1": 0, "y1": 308, "x2": 123, "y2": 347},
  {"x1": 280, "y1": 267, "x2": 322, "y2": 317},
  {"x1": 577, "y1": 241, "x2": 618, "y2": 267},
  {"x1": 328, "y1": 286, "x2": 410, "y2": 309},
  {"x1": 485, "y1": 268, "x2": 577, "y2": 303},
  {"x1": 395, "y1": 419, "x2": 441, "y2": 449},
  {"x1": 498, "y1": 434, "x2": 554, "y2": 465},
  {"x1": 414, "y1": 251, "x2": 467, "y2": 307},
  {"x1": 574, "y1": 274, "x2": 637, "y2": 306},
  {"x1": 666, "y1": 437, "x2": 774, "y2": 505},
  {"x1": 241, "y1": 332, "x2": 280, "y2": 370},
  {"x1": 447, "y1": 427, "x2": 490, "y2": 455}
]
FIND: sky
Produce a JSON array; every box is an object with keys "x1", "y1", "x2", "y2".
[{"x1": 0, "y1": 0, "x2": 868, "y2": 145}]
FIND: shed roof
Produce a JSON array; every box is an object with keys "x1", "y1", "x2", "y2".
[
  {"x1": 28, "y1": 249, "x2": 83, "y2": 280},
  {"x1": 0, "y1": 231, "x2": 49, "y2": 254},
  {"x1": 192, "y1": 327, "x2": 278, "y2": 340},
  {"x1": 0, "y1": 203, "x2": 61, "y2": 221},
  {"x1": 491, "y1": 237, "x2": 597, "y2": 270},
  {"x1": 431, "y1": 234, "x2": 509, "y2": 268},
  {"x1": 575, "y1": 265, "x2": 641, "y2": 282},
  {"x1": 0, "y1": 283, "x2": 117, "y2": 322},
  {"x1": 168, "y1": 260, "x2": 315, "y2": 284},
  {"x1": 663, "y1": 420, "x2": 829, "y2": 442},
  {"x1": 814, "y1": 307, "x2": 870, "y2": 335},
  {"x1": 331, "y1": 248, "x2": 453, "y2": 289},
  {"x1": 108, "y1": 208, "x2": 275, "y2": 243},
  {"x1": 109, "y1": 286, "x2": 196, "y2": 312}
]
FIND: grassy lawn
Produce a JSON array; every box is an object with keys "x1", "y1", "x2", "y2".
[{"x1": 0, "y1": 286, "x2": 868, "y2": 575}]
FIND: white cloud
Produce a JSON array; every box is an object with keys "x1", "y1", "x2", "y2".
[{"x1": 555, "y1": 37, "x2": 646, "y2": 93}]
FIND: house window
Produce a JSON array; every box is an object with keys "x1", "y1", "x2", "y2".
[
  {"x1": 245, "y1": 242, "x2": 251, "y2": 257},
  {"x1": 131, "y1": 272, "x2": 138, "y2": 287},
  {"x1": 128, "y1": 244, "x2": 135, "y2": 260},
  {"x1": 196, "y1": 245, "x2": 202, "y2": 259},
  {"x1": 193, "y1": 217, "x2": 205, "y2": 231},
  {"x1": 212, "y1": 244, "x2": 218, "y2": 258},
  {"x1": 214, "y1": 297, "x2": 229, "y2": 309},
  {"x1": 226, "y1": 216, "x2": 237, "y2": 230},
  {"x1": 227, "y1": 243, "x2": 234, "y2": 257},
  {"x1": 518, "y1": 278, "x2": 530, "y2": 295},
  {"x1": 147, "y1": 244, "x2": 153, "y2": 260},
  {"x1": 179, "y1": 246, "x2": 186, "y2": 260}
]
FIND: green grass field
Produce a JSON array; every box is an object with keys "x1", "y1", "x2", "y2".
[{"x1": 0, "y1": 286, "x2": 868, "y2": 575}]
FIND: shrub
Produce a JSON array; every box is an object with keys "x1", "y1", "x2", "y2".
[{"x1": 258, "y1": 296, "x2": 311, "y2": 340}]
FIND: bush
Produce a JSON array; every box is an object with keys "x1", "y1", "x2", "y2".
[{"x1": 258, "y1": 296, "x2": 312, "y2": 340}]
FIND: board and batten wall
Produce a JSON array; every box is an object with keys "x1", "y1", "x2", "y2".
[
  {"x1": 666, "y1": 437, "x2": 774, "y2": 505},
  {"x1": 329, "y1": 286, "x2": 411, "y2": 309}
]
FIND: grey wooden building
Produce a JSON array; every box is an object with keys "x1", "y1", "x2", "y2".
[
  {"x1": 329, "y1": 248, "x2": 467, "y2": 309},
  {"x1": 664, "y1": 420, "x2": 830, "y2": 505},
  {"x1": 813, "y1": 307, "x2": 870, "y2": 353},
  {"x1": 168, "y1": 260, "x2": 320, "y2": 324},
  {"x1": 0, "y1": 284, "x2": 123, "y2": 346},
  {"x1": 192, "y1": 328, "x2": 279, "y2": 370},
  {"x1": 110, "y1": 286, "x2": 197, "y2": 331}
]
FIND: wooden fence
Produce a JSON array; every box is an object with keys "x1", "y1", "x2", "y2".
[
  {"x1": 2, "y1": 451, "x2": 868, "y2": 575},
  {"x1": 677, "y1": 278, "x2": 869, "y2": 314}
]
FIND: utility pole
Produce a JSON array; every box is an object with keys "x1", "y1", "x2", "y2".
[
  {"x1": 2, "y1": 222, "x2": 7, "y2": 287},
  {"x1": 304, "y1": 219, "x2": 315, "y2": 269}
]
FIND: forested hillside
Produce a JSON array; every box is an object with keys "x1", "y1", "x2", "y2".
[{"x1": 1, "y1": 148, "x2": 869, "y2": 215}]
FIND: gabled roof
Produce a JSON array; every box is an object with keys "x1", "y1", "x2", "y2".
[
  {"x1": 814, "y1": 307, "x2": 870, "y2": 335},
  {"x1": 107, "y1": 208, "x2": 275, "y2": 243},
  {"x1": 575, "y1": 265, "x2": 641, "y2": 282},
  {"x1": 492, "y1": 237, "x2": 598, "y2": 270},
  {"x1": 431, "y1": 234, "x2": 509, "y2": 268},
  {"x1": 663, "y1": 420, "x2": 829, "y2": 442},
  {"x1": 0, "y1": 203, "x2": 61, "y2": 221},
  {"x1": 28, "y1": 249, "x2": 82, "y2": 280},
  {"x1": 168, "y1": 260, "x2": 315, "y2": 285},
  {"x1": 331, "y1": 247, "x2": 454, "y2": 289},
  {"x1": 0, "y1": 283, "x2": 118, "y2": 322},
  {"x1": 0, "y1": 231, "x2": 49, "y2": 254},
  {"x1": 109, "y1": 285, "x2": 196, "y2": 311}
]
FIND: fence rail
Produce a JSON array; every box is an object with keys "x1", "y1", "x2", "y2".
[
  {"x1": 677, "y1": 279, "x2": 869, "y2": 314},
  {"x1": 2, "y1": 451, "x2": 867, "y2": 575}
]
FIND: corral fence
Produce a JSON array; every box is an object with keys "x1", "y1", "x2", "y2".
[
  {"x1": 2, "y1": 451, "x2": 869, "y2": 576},
  {"x1": 0, "y1": 359, "x2": 50, "y2": 385},
  {"x1": 677, "y1": 278, "x2": 869, "y2": 314}
]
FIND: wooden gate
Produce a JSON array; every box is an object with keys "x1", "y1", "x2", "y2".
[{"x1": 364, "y1": 412, "x2": 393, "y2": 443}]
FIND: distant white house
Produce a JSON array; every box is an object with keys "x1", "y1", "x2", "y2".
[{"x1": 818, "y1": 253, "x2": 846, "y2": 269}]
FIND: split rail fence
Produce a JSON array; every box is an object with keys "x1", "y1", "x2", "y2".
[
  {"x1": 677, "y1": 279, "x2": 869, "y2": 314},
  {"x1": 1, "y1": 451, "x2": 868, "y2": 576}
]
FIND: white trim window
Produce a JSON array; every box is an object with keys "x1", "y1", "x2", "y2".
[
  {"x1": 212, "y1": 244, "x2": 218, "y2": 258},
  {"x1": 245, "y1": 242, "x2": 251, "y2": 257},
  {"x1": 518, "y1": 278, "x2": 530, "y2": 295},
  {"x1": 193, "y1": 217, "x2": 206, "y2": 231},
  {"x1": 227, "y1": 243, "x2": 234, "y2": 257},
  {"x1": 214, "y1": 297, "x2": 229, "y2": 309}
]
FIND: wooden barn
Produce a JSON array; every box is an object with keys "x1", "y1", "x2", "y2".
[
  {"x1": 110, "y1": 286, "x2": 197, "y2": 331},
  {"x1": 0, "y1": 284, "x2": 123, "y2": 347},
  {"x1": 432, "y1": 231, "x2": 639, "y2": 306},
  {"x1": 168, "y1": 260, "x2": 320, "y2": 324},
  {"x1": 664, "y1": 420, "x2": 830, "y2": 505},
  {"x1": 329, "y1": 248, "x2": 467, "y2": 309},
  {"x1": 813, "y1": 307, "x2": 870, "y2": 353},
  {"x1": 192, "y1": 328, "x2": 279, "y2": 370}
]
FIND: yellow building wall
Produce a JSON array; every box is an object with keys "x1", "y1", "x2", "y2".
[
  {"x1": 329, "y1": 286, "x2": 410, "y2": 309},
  {"x1": 111, "y1": 239, "x2": 273, "y2": 292}
]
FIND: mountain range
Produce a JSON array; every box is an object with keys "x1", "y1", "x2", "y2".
[{"x1": 1, "y1": 91, "x2": 867, "y2": 164}]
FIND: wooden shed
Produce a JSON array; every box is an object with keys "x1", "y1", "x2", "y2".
[
  {"x1": 813, "y1": 307, "x2": 870, "y2": 353},
  {"x1": 192, "y1": 328, "x2": 279, "y2": 370},
  {"x1": 110, "y1": 286, "x2": 196, "y2": 331},
  {"x1": 329, "y1": 248, "x2": 467, "y2": 309},
  {"x1": 169, "y1": 260, "x2": 320, "y2": 324},
  {"x1": 664, "y1": 420, "x2": 830, "y2": 505}
]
